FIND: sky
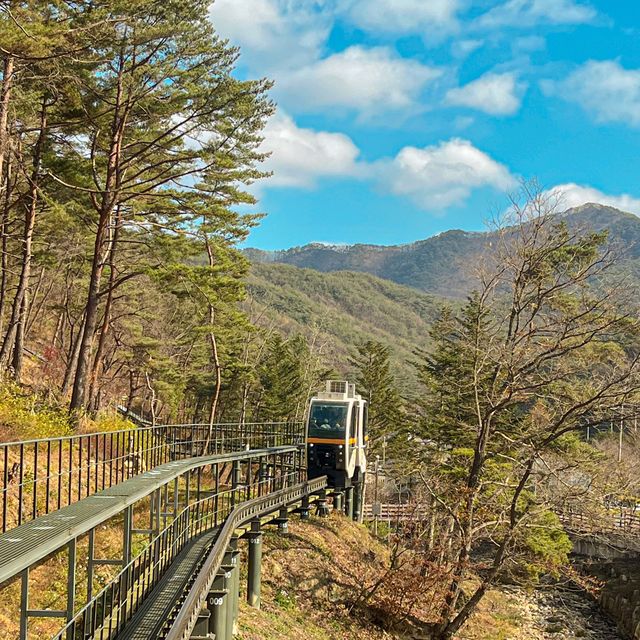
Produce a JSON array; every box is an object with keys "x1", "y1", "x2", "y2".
[{"x1": 209, "y1": 0, "x2": 640, "y2": 250}]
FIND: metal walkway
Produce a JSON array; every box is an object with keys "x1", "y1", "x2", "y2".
[
  {"x1": 0, "y1": 415, "x2": 325, "y2": 640},
  {"x1": 0, "y1": 447, "x2": 297, "y2": 585}
]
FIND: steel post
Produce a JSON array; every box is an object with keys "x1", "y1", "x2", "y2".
[
  {"x1": 192, "y1": 608, "x2": 211, "y2": 638},
  {"x1": 299, "y1": 494, "x2": 310, "y2": 521},
  {"x1": 247, "y1": 520, "x2": 262, "y2": 609},
  {"x1": 207, "y1": 571, "x2": 228, "y2": 640},
  {"x1": 316, "y1": 490, "x2": 329, "y2": 517},
  {"x1": 20, "y1": 568, "x2": 28, "y2": 640},
  {"x1": 225, "y1": 538, "x2": 240, "y2": 637},
  {"x1": 123, "y1": 505, "x2": 132, "y2": 566},
  {"x1": 344, "y1": 486, "x2": 354, "y2": 519},
  {"x1": 333, "y1": 492, "x2": 343, "y2": 512},
  {"x1": 353, "y1": 482, "x2": 362, "y2": 522},
  {"x1": 87, "y1": 528, "x2": 95, "y2": 603},
  {"x1": 277, "y1": 506, "x2": 289, "y2": 535},
  {"x1": 66, "y1": 538, "x2": 76, "y2": 639}
]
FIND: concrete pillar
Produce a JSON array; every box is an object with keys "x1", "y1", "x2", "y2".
[
  {"x1": 247, "y1": 520, "x2": 262, "y2": 609},
  {"x1": 344, "y1": 487, "x2": 354, "y2": 519},
  {"x1": 207, "y1": 571, "x2": 228, "y2": 640},
  {"x1": 277, "y1": 506, "x2": 289, "y2": 535},
  {"x1": 299, "y1": 495, "x2": 310, "y2": 521}
]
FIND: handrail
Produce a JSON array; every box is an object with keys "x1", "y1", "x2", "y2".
[
  {"x1": 0, "y1": 446, "x2": 301, "y2": 587},
  {"x1": 0, "y1": 421, "x2": 305, "y2": 533},
  {"x1": 51, "y1": 470, "x2": 324, "y2": 640},
  {"x1": 165, "y1": 476, "x2": 327, "y2": 640}
]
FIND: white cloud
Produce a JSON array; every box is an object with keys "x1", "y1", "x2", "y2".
[
  {"x1": 512, "y1": 35, "x2": 546, "y2": 53},
  {"x1": 548, "y1": 183, "x2": 640, "y2": 216},
  {"x1": 376, "y1": 138, "x2": 515, "y2": 210},
  {"x1": 210, "y1": 0, "x2": 332, "y2": 69},
  {"x1": 476, "y1": 0, "x2": 597, "y2": 29},
  {"x1": 446, "y1": 72, "x2": 526, "y2": 115},
  {"x1": 277, "y1": 46, "x2": 442, "y2": 116},
  {"x1": 261, "y1": 111, "x2": 362, "y2": 188},
  {"x1": 343, "y1": 0, "x2": 462, "y2": 37},
  {"x1": 548, "y1": 60, "x2": 640, "y2": 126},
  {"x1": 452, "y1": 39, "x2": 484, "y2": 58}
]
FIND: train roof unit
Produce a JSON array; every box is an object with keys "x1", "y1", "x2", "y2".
[{"x1": 314, "y1": 380, "x2": 361, "y2": 402}]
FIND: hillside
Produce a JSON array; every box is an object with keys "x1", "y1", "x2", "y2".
[
  {"x1": 237, "y1": 513, "x2": 615, "y2": 640},
  {"x1": 246, "y1": 264, "x2": 448, "y2": 385},
  {"x1": 248, "y1": 204, "x2": 640, "y2": 299}
]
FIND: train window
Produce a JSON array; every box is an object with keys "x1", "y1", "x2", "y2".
[
  {"x1": 308, "y1": 402, "x2": 348, "y2": 439},
  {"x1": 350, "y1": 405, "x2": 357, "y2": 440},
  {"x1": 363, "y1": 403, "x2": 368, "y2": 439}
]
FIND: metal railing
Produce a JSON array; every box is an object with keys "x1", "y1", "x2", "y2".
[
  {"x1": 559, "y1": 507, "x2": 640, "y2": 536},
  {"x1": 165, "y1": 475, "x2": 327, "y2": 640},
  {"x1": 0, "y1": 421, "x2": 304, "y2": 533},
  {"x1": 52, "y1": 458, "x2": 320, "y2": 640}
]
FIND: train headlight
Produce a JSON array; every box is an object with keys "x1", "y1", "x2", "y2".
[
  {"x1": 338, "y1": 445, "x2": 343, "y2": 449},
  {"x1": 309, "y1": 443, "x2": 314, "y2": 447}
]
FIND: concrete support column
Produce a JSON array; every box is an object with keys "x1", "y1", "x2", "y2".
[
  {"x1": 207, "y1": 571, "x2": 228, "y2": 640},
  {"x1": 277, "y1": 506, "x2": 289, "y2": 535},
  {"x1": 299, "y1": 494, "x2": 310, "y2": 521},
  {"x1": 333, "y1": 492, "x2": 343, "y2": 512},
  {"x1": 344, "y1": 487, "x2": 354, "y2": 519},
  {"x1": 247, "y1": 520, "x2": 262, "y2": 609}
]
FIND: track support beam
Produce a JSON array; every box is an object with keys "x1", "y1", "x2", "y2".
[
  {"x1": 344, "y1": 486, "x2": 354, "y2": 519},
  {"x1": 246, "y1": 520, "x2": 262, "y2": 609},
  {"x1": 207, "y1": 571, "x2": 228, "y2": 640}
]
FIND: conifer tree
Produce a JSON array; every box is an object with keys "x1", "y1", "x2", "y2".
[{"x1": 351, "y1": 340, "x2": 403, "y2": 454}]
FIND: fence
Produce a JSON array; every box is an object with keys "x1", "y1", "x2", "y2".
[
  {"x1": 0, "y1": 421, "x2": 304, "y2": 533},
  {"x1": 559, "y1": 507, "x2": 640, "y2": 536}
]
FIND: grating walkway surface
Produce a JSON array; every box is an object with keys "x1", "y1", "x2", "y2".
[
  {"x1": 0, "y1": 446, "x2": 296, "y2": 585},
  {"x1": 115, "y1": 528, "x2": 219, "y2": 640}
]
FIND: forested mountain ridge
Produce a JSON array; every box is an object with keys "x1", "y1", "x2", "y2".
[
  {"x1": 248, "y1": 204, "x2": 640, "y2": 298},
  {"x1": 246, "y1": 263, "x2": 447, "y2": 385}
]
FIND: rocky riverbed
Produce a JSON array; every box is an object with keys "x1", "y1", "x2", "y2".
[{"x1": 504, "y1": 586, "x2": 623, "y2": 640}]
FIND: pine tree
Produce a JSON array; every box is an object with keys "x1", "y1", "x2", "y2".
[{"x1": 350, "y1": 340, "x2": 404, "y2": 454}]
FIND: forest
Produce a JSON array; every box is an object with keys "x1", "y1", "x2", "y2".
[{"x1": 0, "y1": 1, "x2": 333, "y2": 427}]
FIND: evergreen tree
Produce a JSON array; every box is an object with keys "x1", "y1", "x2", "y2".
[{"x1": 350, "y1": 340, "x2": 404, "y2": 454}]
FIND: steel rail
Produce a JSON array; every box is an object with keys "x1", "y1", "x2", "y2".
[{"x1": 164, "y1": 476, "x2": 327, "y2": 640}]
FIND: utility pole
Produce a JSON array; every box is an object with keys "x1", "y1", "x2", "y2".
[
  {"x1": 618, "y1": 403, "x2": 625, "y2": 463},
  {"x1": 373, "y1": 456, "x2": 380, "y2": 536}
]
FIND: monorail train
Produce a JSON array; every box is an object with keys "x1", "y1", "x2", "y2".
[{"x1": 306, "y1": 380, "x2": 368, "y2": 517}]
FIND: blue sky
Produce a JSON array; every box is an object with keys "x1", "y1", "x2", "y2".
[{"x1": 210, "y1": 0, "x2": 640, "y2": 250}]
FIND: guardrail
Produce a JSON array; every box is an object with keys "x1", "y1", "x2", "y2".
[
  {"x1": 52, "y1": 468, "x2": 324, "y2": 640},
  {"x1": 165, "y1": 476, "x2": 327, "y2": 640},
  {"x1": 559, "y1": 507, "x2": 640, "y2": 536},
  {"x1": 362, "y1": 503, "x2": 429, "y2": 521},
  {"x1": 0, "y1": 421, "x2": 304, "y2": 533}
]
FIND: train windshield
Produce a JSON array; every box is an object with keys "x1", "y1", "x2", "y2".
[{"x1": 308, "y1": 402, "x2": 348, "y2": 439}]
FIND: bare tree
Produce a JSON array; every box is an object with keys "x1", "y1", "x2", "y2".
[{"x1": 412, "y1": 183, "x2": 640, "y2": 639}]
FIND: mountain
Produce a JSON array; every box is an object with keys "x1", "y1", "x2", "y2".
[
  {"x1": 245, "y1": 204, "x2": 640, "y2": 385},
  {"x1": 248, "y1": 204, "x2": 640, "y2": 299},
  {"x1": 246, "y1": 263, "x2": 448, "y2": 385}
]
